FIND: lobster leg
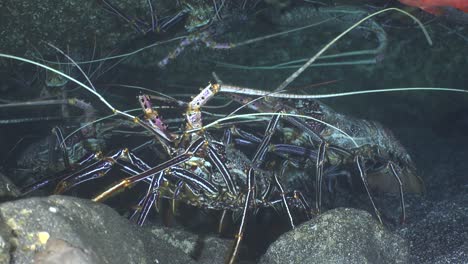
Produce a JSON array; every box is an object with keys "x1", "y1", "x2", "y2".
[
  {"x1": 92, "y1": 137, "x2": 206, "y2": 202},
  {"x1": 171, "y1": 180, "x2": 185, "y2": 215},
  {"x1": 228, "y1": 114, "x2": 300, "y2": 263},
  {"x1": 207, "y1": 144, "x2": 238, "y2": 195},
  {"x1": 230, "y1": 127, "x2": 262, "y2": 144},
  {"x1": 146, "y1": 0, "x2": 156, "y2": 32},
  {"x1": 54, "y1": 158, "x2": 114, "y2": 194},
  {"x1": 388, "y1": 162, "x2": 406, "y2": 224},
  {"x1": 274, "y1": 172, "x2": 295, "y2": 229},
  {"x1": 115, "y1": 151, "x2": 163, "y2": 222},
  {"x1": 136, "y1": 171, "x2": 165, "y2": 226},
  {"x1": 218, "y1": 210, "x2": 229, "y2": 234},
  {"x1": 292, "y1": 190, "x2": 313, "y2": 219},
  {"x1": 270, "y1": 144, "x2": 318, "y2": 160},
  {"x1": 267, "y1": 190, "x2": 313, "y2": 220},
  {"x1": 21, "y1": 151, "x2": 102, "y2": 195},
  {"x1": 315, "y1": 141, "x2": 327, "y2": 213},
  {"x1": 234, "y1": 125, "x2": 316, "y2": 222},
  {"x1": 277, "y1": 160, "x2": 314, "y2": 224},
  {"x1": 51, "y1": 126, "x2": 71, "y2": 170},
  {"x1": 227, "y1": 168, "x2": 255, "y2": 264},
  {"x1": 253, "y1": 180, "x2": 284, "y2": 217},
  {"x1": 101, "y1": 156, "x2": 218, "y2": 225},
  {"x1": 252, "y1": 114, "x2": 280, "y2": 166},
  {"x1": 246, "y1": 115, "x2": 280, "y2": 209},
  {"x1": 129, "y1": 194, "x2": 147, "y2": 221},
  {"x1": 222, "y1": 128, "x2": 233, "y2": 145},
  {"x1": 355, "y1": 155, "x2": 383, "y2": 224},
  {"x1": 52, "y1": 148, "x2": 158, "y2": 194}
]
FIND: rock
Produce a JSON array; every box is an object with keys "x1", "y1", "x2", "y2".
[
  {"x1": 34, "y1": 238, "x2": 99, "y2": 264},
  {"x1": 141, "y1": 225, "x2": 232, "y2": 264},
  {"x1": 0, "y1": 215, "x2": 12, "y2": 264},
  {"x1": 0, "y1": 195, "x2": 195, "y2": 264},
  {"x1": 260, "y1": 208, "x2": 409, "y2": 264},
  {"x1": 0, "y1": 0, "x2": 146, "y2": 57}
]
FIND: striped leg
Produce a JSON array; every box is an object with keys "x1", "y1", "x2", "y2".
[
  {"x1": 227, "y1": 168, "x2": 255, "y2": 264},
  {"x1": 355, "y1": 156, "x2": 383, "y2": 224},
  {"x1": 92, "y1": 137, "x2": 206, "y2": 202},
  {"x1": 388, "y1": 162, "x2": 406, "y2": 224}
]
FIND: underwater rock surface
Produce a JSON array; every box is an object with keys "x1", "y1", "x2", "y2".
[
  {"x1": 0, "y1": 196, "x2": 207, "y2": 264},
  {"x1": 141, "y1": 225, "x2": 232, "y2": 264},
  {"x1": 0, "y1": 195, "x2": 237, "y2": 264},
  {"x1": 0, "y1": 215, "x2": 12, "y2": 264},
  {"x1": 260, "y1": 208, "x2": 409, "y2": 264},
  {"x1": 0, "y1": 196, "x2": 147, "y2": 263}
]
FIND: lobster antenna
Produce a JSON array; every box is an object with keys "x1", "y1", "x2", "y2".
[
  {"x1": 47, "y1": 43, "x2": 97, "y2": 92},
  {"x1": 221, "y1": 86, "x2": 468, "y2": 99},
  {"x1": 274, "y1": 7, "x2": 432, "y2": 92},
  {"x1": 222, "y1": 8, "x2": 432, "y2": 119},
  {"x1": 34, "y1": 35, "x2": 187, "y2": 66},
  {"x1": 0, "y1": 53, "x2": 136, "y2": 121}
]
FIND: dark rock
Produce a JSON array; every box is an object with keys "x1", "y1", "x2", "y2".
[
  {"x1": 34, "y1": 238, "x2": 99, "y2": 264},
  {"x1": 141, "y1": 225, "x2": 231, "y2": 264},
  {"x1": 260, "y1": 208, "x2": 409, "y2": 264},
  {"x1": 0, "y1": 0, "x2": 146, "y2": 57},
  {"x1": 0, "y1": 195, "x2": 195, "y2": 264}
]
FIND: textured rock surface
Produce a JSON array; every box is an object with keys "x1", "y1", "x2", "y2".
[
  {"x1": 260, "y1": 208, "x2": 409, "y2": 264},
  {"x1": 0, "y1": 196, "x2": 201, "y2": 263},
  {"x1": 0, "y1": 215, "x2": 12, "y2": 264},
  {"x1": 141, "y1": 225, "x2": 231, "y2": 264},
  {"x1": 0, "y1": 0, "x2": 148, "y2": 57}
]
